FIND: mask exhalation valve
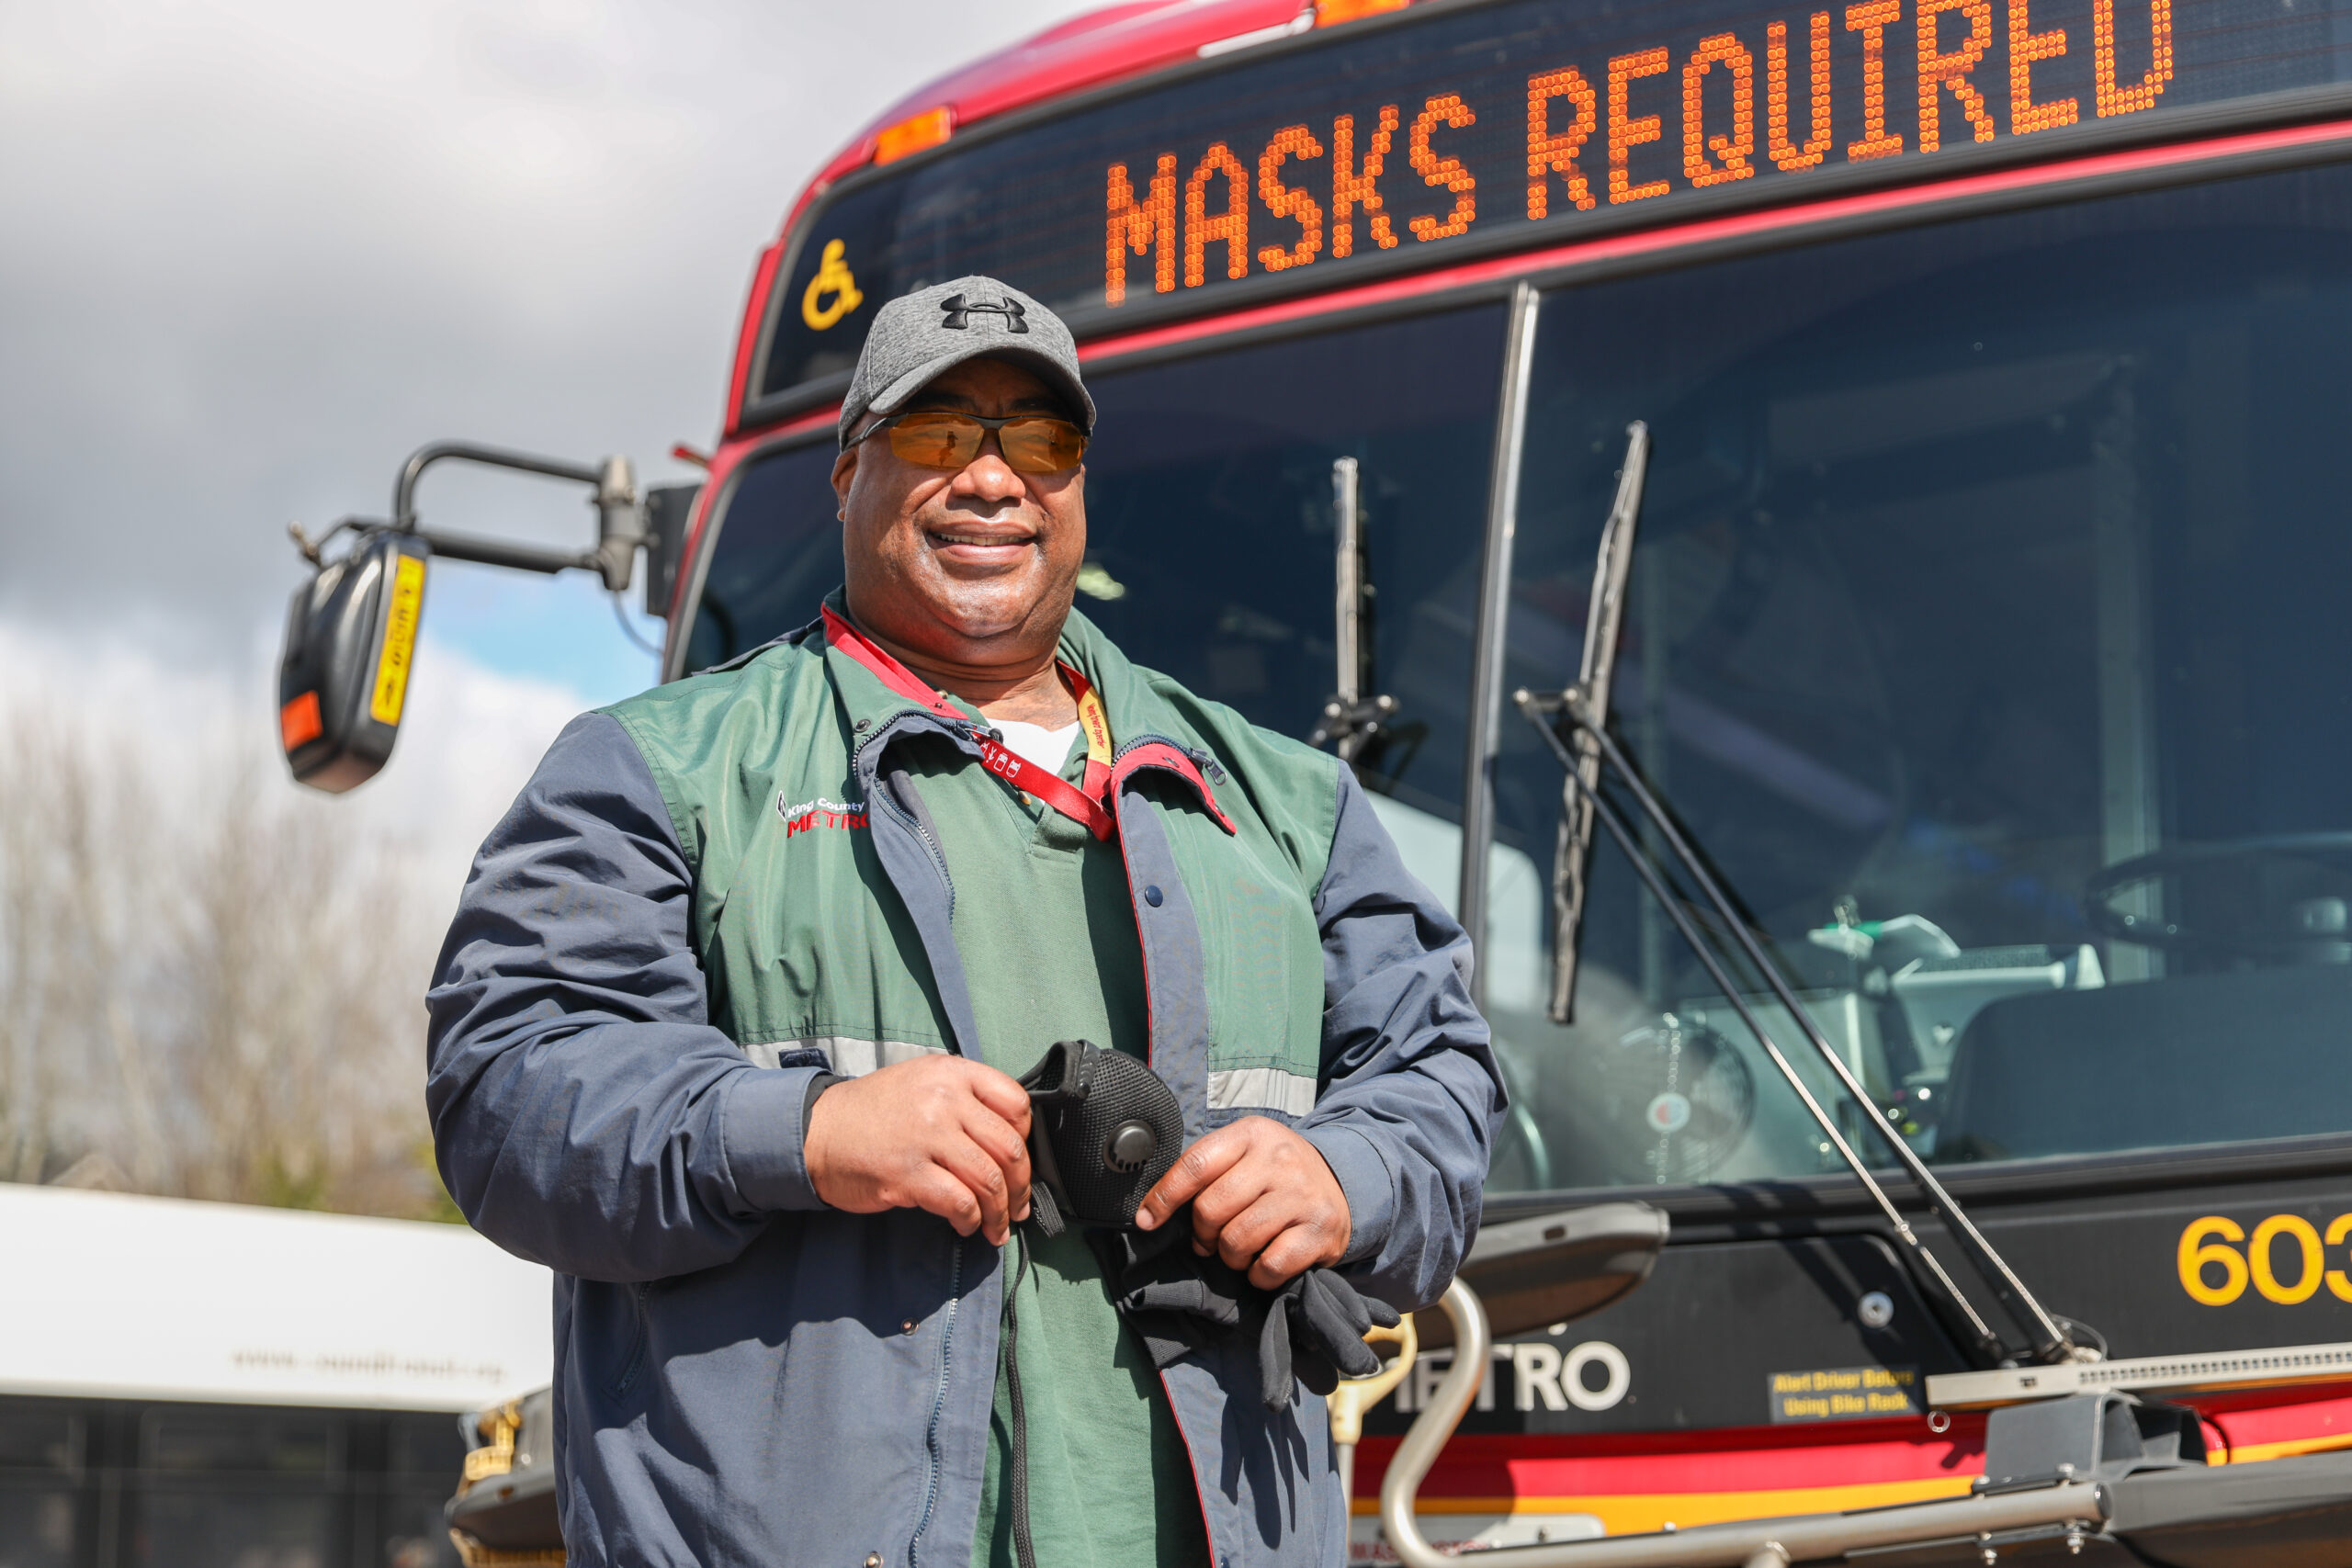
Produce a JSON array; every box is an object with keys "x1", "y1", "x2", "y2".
[{"x1": 1105, "y1": 1121, "x2": 1157, "y2": 1173}]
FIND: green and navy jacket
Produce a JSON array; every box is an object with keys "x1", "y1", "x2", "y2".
[{"x1": 426, "y1": 598, "x2": 1502, "y2": 1568}]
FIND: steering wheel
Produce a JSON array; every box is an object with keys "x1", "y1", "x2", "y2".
[{"x1": 2085, "y1": 833, "x2": 2352, "y2": 958}]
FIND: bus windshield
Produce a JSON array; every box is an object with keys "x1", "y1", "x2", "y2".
[
  {"x1": 689, "y1": 157, "x2": 2352, "y2": 1200},
  {"x1": 1491, "y1": 159, "x2": 2352, "y2": 1194}
]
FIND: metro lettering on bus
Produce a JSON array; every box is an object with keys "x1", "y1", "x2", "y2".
[{"x1": 279, "y1": 0, "x2": 2352, "y2": 1558}]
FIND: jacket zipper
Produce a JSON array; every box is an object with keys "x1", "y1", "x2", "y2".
[
  {"x1": 1113, "y1": 732, "x2": 1227, "y2": 781},
  {"x1": 859, "y1": 724, "x2": 958, "y2": 917},
  {"x1": 860, "y1": 719, "x2": 973, "y2": 1568},
  {"x1": 865, "y1": 715, "x2": 1044, "y2": 1562},
  {"x1": 1112, "y1": 732, "x2": 1178, "y2": 763},
  {"x1": 907, "y1": 1235, "x2": 964, "y2": 1568}
]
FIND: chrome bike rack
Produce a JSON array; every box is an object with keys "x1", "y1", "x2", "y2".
[{"x1": 1376, "y1": 1279, "x2": 2110, "y2": 1568}]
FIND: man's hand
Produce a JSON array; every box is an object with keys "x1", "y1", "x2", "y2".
[
  {"x1": 1135, "y1": 1117, "x2": 1351, "y2": 1290},
  {"x1": 805, "y1": 1056, "x2": 1032, "y2": 1245}
]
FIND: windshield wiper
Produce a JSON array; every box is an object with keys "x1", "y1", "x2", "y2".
[
  {"x1": 1544, "y1": 423, "x2": 1650, "y2": 1025},
  {"x1": 1307, "y1": 456, "x2": 1399, "y2": 762},
  {"x1": 1514, "y1": 423, "x2": 2088, "y2": 1371}
]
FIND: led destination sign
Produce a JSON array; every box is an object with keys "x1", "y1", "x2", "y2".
[{"x1": 757, "y1": 0, "x2": 2350, "y2": 408}]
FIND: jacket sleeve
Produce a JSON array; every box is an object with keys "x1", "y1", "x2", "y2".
[
  {"x1": 1295, "y1": 765, "x2": 1506, "y2": 1312},
  {"x1": 425, "y1": 711, "x2": 827, "y2": 1283}
]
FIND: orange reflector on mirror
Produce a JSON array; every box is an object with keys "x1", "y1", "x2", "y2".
[
  {"x1": 875, "y1": 107, "x2": 953, "y2": 164},
  {"x1": 280, "y1": 690, "x2": 323, "y2": 752}
]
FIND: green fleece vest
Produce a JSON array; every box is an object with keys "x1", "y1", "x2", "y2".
[{"x1": 599, "y1": 600, "x2": 1342, "y2": 1130}]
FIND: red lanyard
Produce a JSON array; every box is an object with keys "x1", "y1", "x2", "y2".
[{"x1": 821, "y1": 605, "x2": 1118, "y2": 841}]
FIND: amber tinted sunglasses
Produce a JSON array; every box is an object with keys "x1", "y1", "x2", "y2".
[{"x1": 849, "y1": 409, "x2": 1089, "y2": 474}]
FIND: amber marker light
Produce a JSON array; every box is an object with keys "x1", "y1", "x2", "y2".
[
  {"x1": 1316, "y1": 0, "x2": 1409, "y2": 23},
  {"x1": 875, "y1": 107, "x2": 955, "y2": 164}
]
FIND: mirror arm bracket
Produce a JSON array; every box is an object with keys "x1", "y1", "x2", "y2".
[
  {"x1": 390, "y1": 441, "x2": 644, "y2": 592},
  {"x1": 1310, "y1": 454, "x2": 1402, "y2": 762},
  {"x1": 1307, "y1": 694, "x2": 1399, "y2": 759},
  {"x1": 410, "y1": 528, "x2": 602, "y2": 579}
]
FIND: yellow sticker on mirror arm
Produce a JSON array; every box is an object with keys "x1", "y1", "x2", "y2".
[{"x1": 369, "y1": 554, "x2": 426, "y2": 727}]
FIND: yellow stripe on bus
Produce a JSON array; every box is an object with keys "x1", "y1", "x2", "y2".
[
  {"x1": 369, "y1": 553, "x2": 426, "y2": 727},
  {"x1": 2222, "y1": 1428, "x2": 2352, "y2": 1465},
  {"x1": 1353, "y1": 1476, "x2": 1975, "y2": 1531}
]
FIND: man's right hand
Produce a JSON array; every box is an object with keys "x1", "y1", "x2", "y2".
[{"x1": 804, "y1": 1055, "x2": 1033, "y2": 1245}]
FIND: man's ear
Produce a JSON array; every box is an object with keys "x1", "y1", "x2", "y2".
[{"x1": 831, "y1": 445, "x2": 858, "y2": 517}]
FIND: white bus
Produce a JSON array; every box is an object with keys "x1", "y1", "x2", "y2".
[{"x1": 1, "y1": 1183, "x2": 549, "y2": 1568}]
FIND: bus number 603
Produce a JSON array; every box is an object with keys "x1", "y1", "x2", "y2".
[{"x1": 2177, "y1": 1215, "x2": 2352, "y2": 1307}]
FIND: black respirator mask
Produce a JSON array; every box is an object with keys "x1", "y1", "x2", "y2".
[
  {"x1": 1009, "y1": 1038, "x2": 1401, "y2": 1415},
  {"x1": 1016, "y1": 1039, "x2": 1184, "y2": 1236}
]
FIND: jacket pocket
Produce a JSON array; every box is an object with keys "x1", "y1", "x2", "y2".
[{"x1": 608, "y1": 1281, "x2": 651, "y2": 1398}]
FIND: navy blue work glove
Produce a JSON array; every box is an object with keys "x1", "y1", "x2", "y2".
[
  {"x1": 1260, "y1": 1264, "x2": 1403, "y2": 1407},
  {"x1": 1091, "y1": 1224, "x2": 1401, "y2": 1409}
]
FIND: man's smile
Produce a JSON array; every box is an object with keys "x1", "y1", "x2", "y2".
[{"x1": 923, "y1": 521, "x2": 1039, "y2": 566}]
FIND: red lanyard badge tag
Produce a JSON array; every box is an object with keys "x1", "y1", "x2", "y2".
[{"x1": 822, "y1": 605, "x2": 1118, "y2": 840}]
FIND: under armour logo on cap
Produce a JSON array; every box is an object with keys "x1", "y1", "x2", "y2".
[
  {"x1": 839, "y1": 275, "x2": 1091, "y2": 447},
  {"x1": 939, "y1": 294, "x2": 1028, "y2": 333}
]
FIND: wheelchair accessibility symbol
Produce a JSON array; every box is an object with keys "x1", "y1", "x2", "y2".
[{"x1": 802, "y1": 240, "x2": 864, "y2": 331}]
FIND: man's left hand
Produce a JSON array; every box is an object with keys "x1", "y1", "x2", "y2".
[{"x1": 1135, "y1": 1117, "x2": 1351, "y2": 1290}]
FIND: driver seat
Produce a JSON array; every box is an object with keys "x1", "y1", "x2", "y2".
[{"x1": 1936, "y1": 964, "x2": 2352, "y2": 1161}]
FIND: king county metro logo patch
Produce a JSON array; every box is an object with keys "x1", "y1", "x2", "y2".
[{"x1": 777, "y1": 795, "x2": 868, "y2": 836}]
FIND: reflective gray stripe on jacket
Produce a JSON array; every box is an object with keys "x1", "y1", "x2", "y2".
[{"x1": 426, "y1": 710, "x2": 1500, "y2": 1567}]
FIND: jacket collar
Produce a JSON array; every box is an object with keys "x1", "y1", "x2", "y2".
[
  {"x1": 816, "y1": 588, "x2": 1129, "y2": 739},
  {"x1": 815, "y1": 590, "x2": 1230, "y2": 831},
  {"x1": 816, "y1": 590, "x2": 985, "y2": 739}
]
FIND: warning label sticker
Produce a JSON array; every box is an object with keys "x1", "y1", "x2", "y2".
[
  {"x1": 1768, "y1": 1364, "x2": 1921, "y2": 1423},
  {"x1": 369, "y1": 552, "x2": 426, "y2": 728}
]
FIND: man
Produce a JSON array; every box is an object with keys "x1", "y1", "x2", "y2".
[{"x1": 427, "y1": 276, "x2": 1501, "y2": 1568}]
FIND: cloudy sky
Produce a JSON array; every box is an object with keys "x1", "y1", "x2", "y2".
[{"x1": 0, "y1": 0, "x2": 1102, "y2": 898}]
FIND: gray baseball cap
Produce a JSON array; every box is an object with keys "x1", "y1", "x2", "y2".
[{"x1": 837, "y1": 275, "x2": 1094, "y2": 447}]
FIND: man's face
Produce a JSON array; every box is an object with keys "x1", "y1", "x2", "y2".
[{"x1": 832, "y1": 356, "x2": 1087, "y2": 668}]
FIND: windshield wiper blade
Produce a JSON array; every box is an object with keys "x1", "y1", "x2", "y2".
[
  {"x1": 1308, "y1": 456, "x2": 1399, "y2": 762},
  {"x1": 1512, "y1": 422, "x2": 2087, "y2": 1370},
  {"x1": 1547, "y1": 423, "x2": 1650, "y2": 1024}
]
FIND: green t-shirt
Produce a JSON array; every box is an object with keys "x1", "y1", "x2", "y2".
[{"x1": 913, "y1": 723, "x2": 1213, "y2": 1568}]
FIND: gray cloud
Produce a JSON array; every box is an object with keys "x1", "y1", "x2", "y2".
[{"x1": 0, "y1": 0, "x2": 1101, "y2": 664}]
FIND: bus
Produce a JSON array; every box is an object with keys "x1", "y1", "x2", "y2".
[
  {"x1": 1, "y1": 1183, "x2": 550, "y2": 1568},
  {"x1": 282, "y1": 0, "x2": 2352, "y2": 1556}
]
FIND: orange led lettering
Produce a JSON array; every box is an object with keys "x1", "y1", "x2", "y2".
[
  {"x1": 1258, "y1": 126, "x2": 1326, "y2": 271},
  {"x1": 1768, "y1": 15, "x2": 1835, "y2": 169},
  {"x1": 1105, "y1": 155, "x2": 1176, "y2": 304},
  {"x1": 2009, "y1": 0, "x2": 2079, "y2": 131},
  {"x1": 1608, "y1": 48, "x2": 1673, "y2": 203},
  {"x1": 1846, "y1": 0, "x2": 1905, "y2": 159},
  {"x1": 1184, "y1": 141, "x2": 1250, "y2": 287},
  {"x1": 1408, "y1": 94, "x2": 1477, "y2": 240},
  {"x1": 1918, "y1": 0, "x2": 1996, "y2": 150},
  {"x1": 2095, "y1": 0, "x2": 2173, "y2": 116},
  {"x1": 1331, "y1": 107, "x2": 1400, "y2": 255},
  {"x1": 1683, "y1": 33, "x2": 1757, "y2": 186},
  {"x1": 1526, "y1": 67, "x2": 1600, "y2": 217}
]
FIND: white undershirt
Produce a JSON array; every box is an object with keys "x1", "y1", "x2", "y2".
[{"x1": 991, "y1": 718, "x2": 1083, "y2": 775}]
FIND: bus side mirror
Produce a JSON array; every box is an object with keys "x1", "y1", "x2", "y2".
[
  {"x1": 277, "y1": 441, "x2": 652, "y2": 794},
  {"x1": 277, "y1": 528, "x2": 430, "y2": 793}
]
